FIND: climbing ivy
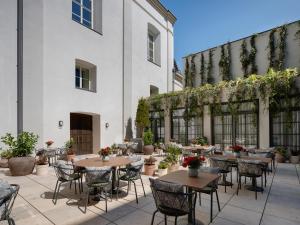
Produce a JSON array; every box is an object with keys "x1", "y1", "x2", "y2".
[
  {"x1": 184, "y1": 58, "x2": 191, "y2": 88},
  {"x1": 268, "y1": 29, "x2": 276, "y2": 71},
  {"x1": 190, "y1": 55, "x2": 196, "y2": 87},
  {"x1": 200, "y1": 53, "x2": 206, "y2": 85},
  {"x1": 219, "y1": 44, "x2": 231, "y2": 81},
  {"x1": 240, "y1": 40, "x2": 249, "y2": 77},
  {"x1": 278, "y1": 25, "x2": 287, "y2": 70},
  {"x1": 207, "y1": 49, "x2": 214, "y2": 84},
  {"x1": 249, "y1": 35, "x2": 258, "y2": 74}
]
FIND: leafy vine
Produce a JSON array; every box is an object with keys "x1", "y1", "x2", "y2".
[
  {"x1": 278, "y1": 25, "x2": 287, "y2": 70},
  {"x1": 249, "y1": 35, "x2": 258, "y2": 74},
  {"x1": 240, "y1": 40, "x2": 249, "y2": 77},
  {"x1": 268, "y1": 29, "x2": 276, "y2": 71},
  {"x1": 200, "y1": 53, "x2": 206, "y2": 85},
  {"x1": 207, "y1": 49, "x2": 214, "y2": 84},
  {"x1": 219, "y1": 44, "x2": 231, "y2": 81}
]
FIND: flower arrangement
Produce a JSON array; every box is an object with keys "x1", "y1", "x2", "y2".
[
  {"x1": 182, "y1": 156, "x2": 206, "y2": 169},
  {"x1": 45, "y1": 140, "x2": 54, "y2": 148},
  {"x1": 99, "y1": 147, "x2": 111, "y2": 157},
  {"x1": 229, "y1": 145, "x2": 245, "y2": 153}
]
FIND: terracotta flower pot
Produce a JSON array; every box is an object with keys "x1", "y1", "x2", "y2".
[
  {"x1": 36, "y1": 164, "x2": 48, "y2": 176},
  {"x1": 144, "y1": 164, "x2": 156, "y2": 176},
  {"x1": 290, "y1": 155, "x2": 299, "y2": 164},
  {"x1": 275, "y1": 153, "x2": 285, "y2": 163},
  {"x1": 168, "y1": 163, "x2": 179, "y2": 173},
  {"x1": 8, "y1": 157, "x2": 35, "y2": 176},
  {"x1": 143, "y1": 145, "x2": 154, "y2": 155}
]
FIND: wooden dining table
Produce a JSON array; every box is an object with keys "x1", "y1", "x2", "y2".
[
  {"x1": 208, "y1": 154, "x2": 272, "y2": 164},
  {"x1": 74, "y1": 156, "x2": 132, "y2": 194},
  {"x1": 182, "y1": 145, "x2": 211, "y2": 155},
  {"x1": 158, "y1": 170, "x2": 220, "y2": 224}
]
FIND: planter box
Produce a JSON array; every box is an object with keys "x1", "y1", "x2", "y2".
[
  {"x1": 9, "y1": 157, "x2": 35, "y2": 176},
  {"x1": 157, "y1": 168, "x2": 168, "y2": 177},
  {"x1": 144, "y1": 164, "x2": 156, "y2": 176}
]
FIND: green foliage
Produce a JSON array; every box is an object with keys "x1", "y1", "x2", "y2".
[
  {"x1": 135, "y1": 98, "x2": 150, "y2": 134},
  {"x1": 64, "y1": 138, "x2": 74, "y2": 149},
  {"x1": 276, "y1": 147, "x2": 288, "y2": 158},
  {"x1": 158, "y1": 160, "x2": 169, "y2": 169},
  {"x1": 143, "y1": 129, "x2": 154, "y2": 145},
  {"x1": 240, "y1": 40, "x2": 249, "y2": 77},
  {"x1": 144, "y1": 156, "x2": 157, "y2": 165},
  {"x1": 268, "y1": 29, "x2": 276, "y2": 70},
  {"x1": 165, "y1": 144, "x2": 182, "y2": 165},
  {"x1": 184, "y1": 58, "x2": 192, "y2": 88},
  {"x1": 207, "y1": 49, "x2": 214, "y2": 84},
  {"x1": 0, "y1": 150, "x2": 12, "y2": 159},
  {"x1": 278, "y1": 25, "x2": 287, "y2": 70},
  {"x1": 200, "y1": 53, "x2": 206, "y2": 84},
  {"x1": 190, "y1": 55, "x2": 196, "y2": 87},
  {"x1": 196, "y1": 136, "x2": 208, "y2": 145},
  {"x1": 219, "y1": 44, "x2": 231, "y2": 81},
  {"x1": 249, "y1": 35, "x2": 258, "y2": 74},
  {"x1": 1, "y1": 132, "x2": 38, "y2": 157}
]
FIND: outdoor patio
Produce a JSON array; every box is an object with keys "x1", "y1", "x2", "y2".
[{"x1": 0, "y1": 161, "x2": 299, "y2": 225}]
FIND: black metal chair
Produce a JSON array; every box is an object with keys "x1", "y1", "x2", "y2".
[
  {"x1": 237, "y1": 159, "x2": 264, "y2": 199},
  {"x1": 0, "y1": 183, "x2": 20, "y2": 225},
  {"x1": 149, "y1": 178, "x2": 197, "y2": 225},
  {"x1": 196, "y1": 167, "x2": 221, "y2": 223},
  {"x1": 83, "y1": 167, "x2": 112, "y2": 213},
  {"x1": 52, "y1": 161, "x2": 82, "y2": 205},
  {"x1": 210, "y1": 157, "x2": 232, "y2": 192},
  {"x1": 116, "y1": 159, "x2": 146, "y2": 204}
]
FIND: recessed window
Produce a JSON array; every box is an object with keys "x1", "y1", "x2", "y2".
[
  {"x1": 72, "y1": 0, "x2": 93, "y2": 29},
  {"x1": 75, "y1": 59, "x2": 97, "y2": 92},
  {"x1": 150, "y1": 85, "x2": 159, "y2": 96},
  {"x1": 147, "y1": 23, "x2": 161, "y2": 65}
]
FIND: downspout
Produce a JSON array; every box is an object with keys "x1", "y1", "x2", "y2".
[
  {"x1": 17, "y1": 0, "x2": 23, "y2": 134},
  {"x1": 166, "y1": 21, "x2": 169, "y2": 92},
  {"x1": 121, "y1": 0, "x2": 125, "y2": 139}
]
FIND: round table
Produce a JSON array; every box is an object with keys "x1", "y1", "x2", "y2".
[{"x1": 74, "y1": 156, "x2": 133, "y2": 194}]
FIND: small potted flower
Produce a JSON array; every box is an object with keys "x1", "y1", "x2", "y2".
[
  {"x1": 65, "y1": 138, "x2": 75, "y2": 162},
  {"x1": 35, "y1": 150, "x2": 48, "y2": 176},
  {"x1": 229, "y1": 145, "x2": 245, "y2": 158},
  {"x1": 45, "y1": 140, "x2": 54, "y2": 148},
  {"x1": 165, "y1": 144, "x2": 181, "y2": 173},
  {"x1": 182, "y1": 156, "x2": 206, "y2": 177},
  {"x1": 144, "y1": 156, "x2": 157, "y2": 176},
  {"x1": 157, "y1": 161, "x2": 168, "y2": 177},
  {"x1": 99, "y1": 147, "x2": 111, "y2": 161}
]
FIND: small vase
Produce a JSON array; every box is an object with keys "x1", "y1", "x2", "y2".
[
  {"x1": 102, "y1": 156, "x2": 110, "y2": 161},
  {"x1": 188, "y1": 167, "x2": 199, "y2": 177}
]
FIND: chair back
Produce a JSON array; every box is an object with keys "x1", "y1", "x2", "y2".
[
  {"x1": 85, "y1": 167, "x2": 112, "y2": 185},
  {"x1": 126, "y1": 159, "x2": 144, "y2": 178},
  {"x1": 0, "y1": 182, "x2": 19, "y2": 221},
  {"x1": 199, "y1": 167, "x2": 220, "y2": 189},
  {"x1": 237, "y1": 159, "x2": 263, "y2": 176},
  {"x1": 53, "y1": 160, "x2": 75, "y2": 180},
  {"x1": 210, "y1": 157, "x2": 230, "y2": 171},
  {"x1": 149, "y1": 178, "x2": 193, "y2": 213}
]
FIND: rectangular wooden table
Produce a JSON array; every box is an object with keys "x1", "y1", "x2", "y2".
[
  {"x1": 182, "y1": 145, "x2": 211, "y2": 155},
  {"x1": 209, "y1": 154, "x2": 272, "y2": 164},
  {"x1": 158, "y1": 170, "x2": 219, "y2": 224}
]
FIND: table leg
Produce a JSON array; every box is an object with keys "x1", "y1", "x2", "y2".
[{"x1": 111, "y1": 167, "x2": 117, "y2": 194}]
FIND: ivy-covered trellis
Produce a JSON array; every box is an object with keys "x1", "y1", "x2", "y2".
[
  {"x1": 200, "y1": 53, "x2": 206, "y2": 85},
  {"x1": 219, "y1": 43, "x2": 231, "y2": 81},
  {"x1": 207, "y1": 49, "x2": 214, "y2": 84}
]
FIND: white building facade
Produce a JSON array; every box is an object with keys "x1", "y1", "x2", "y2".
[{"x1": 0, "y1": 0, "x2": 176, "y2": 153}]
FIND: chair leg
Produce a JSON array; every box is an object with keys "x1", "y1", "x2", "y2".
[
  {"x1": 104, "y1": 189, "x2": 108, "y2": 213},
  {"x1": 52, "y1": 180, "x2": 59, "y2": 200},
  {"x1": 151, "y1": 210, "x2": 158, "y2": 225},
  {"x1": 84, "y1": 189, "x2": 90, "y2": 214},
  {"x1": 230, "y1": 168, "x2": 233, "y2": 186},
  {"x1": 198, "y1": 192, "x2": 201, "y2": 206},
  {"x1": 164, "y1": 215, "x2": 167, "y2": 225},
  {"x1": 236, "y1": 176, "x2": 240, "y2": 196},
  {"x1": 223, "y1": 173, "x2": 227, "y2": 193},
  {"x1": 264, "y1": 170, "x2": 267, "y2": 187},
  {"x1": 140, "y1": 177, "x2": 146, "y2": 197},
  {"x1": 70, "y1": 180, "x2": 72, "y2": 189},
  {"x1": 215, "y1": 190, "x2": 221, "y2": 211},
  {"x1": 8, "y1": 218, "x2": 16, "y2": 225},
  {"x1": 54, "y1": 182, "x2": 62, "y2": 205},
  {"x1": 210, "y1": 191, "x2": 213, "y2": 223},
  {"x1": 175, "y1": 216, "x2": 178, "y2": 225},
  {"x1": 254, "y1": 178, "x2": 257, "y2": 200},
  {"x1": 74, "y1": 180, "x2": 77, "y2": 194},
  {"x1": 133, "y1": 181, "x2": 138, "y2": 204}
]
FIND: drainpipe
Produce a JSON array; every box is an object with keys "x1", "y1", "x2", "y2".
[
  {"x1": 17, "y1": 0, "x2": 23, "y2": 134},
  {"x1": 121, "y1": 0, "x2": 125, "y2": 139}
]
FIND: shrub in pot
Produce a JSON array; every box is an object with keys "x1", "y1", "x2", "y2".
[
  {"x1": 0, "y1": 150, "x2": 11, "y2": 168},
  {"x1": 290, "y1": 149, "x2": 299, "y2": 164},
  {"x1": 35, "y1": 150, "x2": 48, "y2": 176},
  {"x1": 165, "y1": 144, "x2": 181, "y2": 173},
  {"x1": 157, "y1": 161, "x2": 168, "y2": 177},
  {"x1": 1, "y1": 132, "x2": 38, "y2": 176},
  {"x1": 65, "y1": 138, "x2": 75, "y2": 162},
  {"x1": 275, "y1": 147, "x2": 287, "y2": 163},
  {"x1": 143, "y1": 129, "x2": 154, "y2": 155},
  {"x1": 144, "y1": 156, "x2": 157, "y2": 176},
  {"x1": 196, "y1": 136, "x2": 208, "y2": 146}
]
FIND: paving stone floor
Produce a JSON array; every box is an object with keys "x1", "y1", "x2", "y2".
[{"x1": 0, "y1": 162, "x2": 299, "y2": 225}]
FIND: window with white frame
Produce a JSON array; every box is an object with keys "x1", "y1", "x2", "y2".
[
  {"x1": 147, "y1": 23, "x2": 161, "y2": 65},
  {"x1": 75, "y1": 60, "x2": 97, "y2": 92},
  {"x1": 72, "y1": 0, "x2": 93, "y2": 28}
]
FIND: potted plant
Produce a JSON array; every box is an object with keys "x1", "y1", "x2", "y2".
[
  {"x1": 143, "y1": 129, "x2": 154, "y2": 155},
  {"x1": 275, "y1": 147, "x2": 287, "y2": 163},
  {"x1": 229, "y1": 145, "x2": 245, "y2": 158},
  {"x1": 35, "y1": 150, "x2": 48, "y2": 176},
  {"x1": 0, "y1": 150, "x2": 11, "y2": 168},
  {"x1": 135, "y1": 98, "x2": 150, "y2": 138},
  {"x1": 290, "y1": 149, "x2": 299, "y2": 164},
  {"x1": 45, "y1": 140, "x2": 54, "y2": 148},
  {"x1": 99, "y1": 147, "x2": 111, "y2": 161},
  {"x1": 157, "y1": 161, "x2": 168, "y2": 176},
  {"x1": 165, "y1": 144, "x2": 181, "y2": 173},
  {"x1": 182, "y1": 156, "x2": 206, "y2": 177},
  {"x1": 1, "y1": 132, "x2": 38, "y2": 176},
  {"x1": 65, "y1": 138, "x2": 75, "y2": 162},
  {"x1": 144, "y1": 156, "x2": 157, "y2": 176},
  {"x1": 196, "y1": 136, "x2": 208, "y2": 146}
]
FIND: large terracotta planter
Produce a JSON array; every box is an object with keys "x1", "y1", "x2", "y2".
[
  {"x1": 36, "y1": 164, "x2": 48, "y2": 176},
  {"x1": 8, "y1": 157, "x2": 35, "y2": 176},
  {"x1": 144, "y1": 164, "x2": 156, "y2": 176},
  {"x1": 290, "y1": 155, "x2": 299, "y2": 164},
  {"x1": 168, "y1": 163, "x2": 179, "y2": 173},
  {"x1": 275, "y1": 153, "x2": 285, "y2": 163},
  {"x1": 143, "y1": 145, "x2": 154, "y2": 155}
]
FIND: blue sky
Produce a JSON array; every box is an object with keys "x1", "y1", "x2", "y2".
[{"x1": 160, "y1": 0, "x2": 300, "y2": 70}]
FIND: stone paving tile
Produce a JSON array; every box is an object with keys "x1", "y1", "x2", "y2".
[{"x1": 211, "y1": 217, "x2": 244, "y2": 225}]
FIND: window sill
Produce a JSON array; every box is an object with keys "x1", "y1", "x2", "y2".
[
  {"x1": 72, "y1": 20, "x2": 103, "y2": 36},
  {"x1": 148, "y1": 59, "x2": 161, "y2": 67},
  {"x1": 75, "y1": 87, "x2": 96, "y2": 93}
]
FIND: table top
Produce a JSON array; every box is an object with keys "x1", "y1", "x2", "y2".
[
  {"x1": 182, "y1": 145, "x2": 211, "y2": 151},
  {"x1": 74, "y1": 156, "x2": 133, "y2": 168},
  {"x1": 158, "y1": 170, "x2": 219, "y2": 190},
  {"x1": 209, "y1": 154, "x2": 272, "y2": 164}
]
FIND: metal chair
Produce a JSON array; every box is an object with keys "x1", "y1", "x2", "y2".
[
  {"x1": 84, "y1": 167, "x2": 112, "y2": 213},
  {"x1": 117, "y1": 159, "x2": 146, "y2": 204},
  {"x1": 52, "y1": 161, "x2": 82, "y2": 205},
  {"x1": 237, "y1": 159, "x2": 264, "y2": 199},
  {"x1": 210, "y1": 157, "x2": 232, "y2": 192},
  {"x1": 149, "y1": 178, "x2": 197, "y2": 225},
  {"x1": 0, "y1": 183, "x2": 19, "y2": 225},
  {"x1": 197, "y1": 167, "x2": 221, "y2": 223}
]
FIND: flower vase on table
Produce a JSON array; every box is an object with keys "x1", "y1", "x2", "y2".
[
  {"x1": 99, "y1": 147, "x2": 111, "y2": 162},
  {"x1": 182, "y1": 156, "x2": 206, "y2": 177}
]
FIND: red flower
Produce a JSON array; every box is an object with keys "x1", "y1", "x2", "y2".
[
  {"x1": 182, "y1": 156, "x2": 206, "y2": 168},
  {"x1": 99, "y1": 147, "x2": 111, "y2": 156},
  {"x1": 229, "y1": 145, "x2": 245, "y2": 152}
]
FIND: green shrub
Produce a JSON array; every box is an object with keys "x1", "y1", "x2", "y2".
[
  {"x1": 196, "y1": 136, "x2": 208, "y2": 145},
  {"x1": 143, "y1": 129, "x2": 153, "y2": 146},
  {"x1": 165, "y1": 144, "x2": 181, "y2": 164},
  {"x1": 158, "y1": 161, "x2": 168, "y2": 169},
  {"x1": 135, "y1": 98, "x2": 150, "y2": 137},
  {"x1": 276, "y1": 147, "x2": 287, "y2": 158},
  {"x1": 1, "y1": 132, "x2": 38, "y2": 157}
]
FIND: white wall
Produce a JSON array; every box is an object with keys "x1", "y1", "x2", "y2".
[{"x1": 0, "y1": 0, "x2": 18, "y2": 147}]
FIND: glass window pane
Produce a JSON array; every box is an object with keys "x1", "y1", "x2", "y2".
[
  {"x1": 75, "y1": 76, "x2": 80, "y2": 88},
  {"x1": 83, "y1": 0, "x2": 91, "y2": 9},
  {"x1": 83, "y1": 9, "x2": 91, "y2": 22},
  {"x1": 82, "y1": 20, "x2": 91, "y2": 28},
  {"x1": 82, "y1": 79, "x2": 89, "y2": 89},
  {"x1": 72, "y1": 2, "x2": 81, "y2": 16},
  {"x1": 81, "y1": 69, "x2": 89, "y2": 79}
]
